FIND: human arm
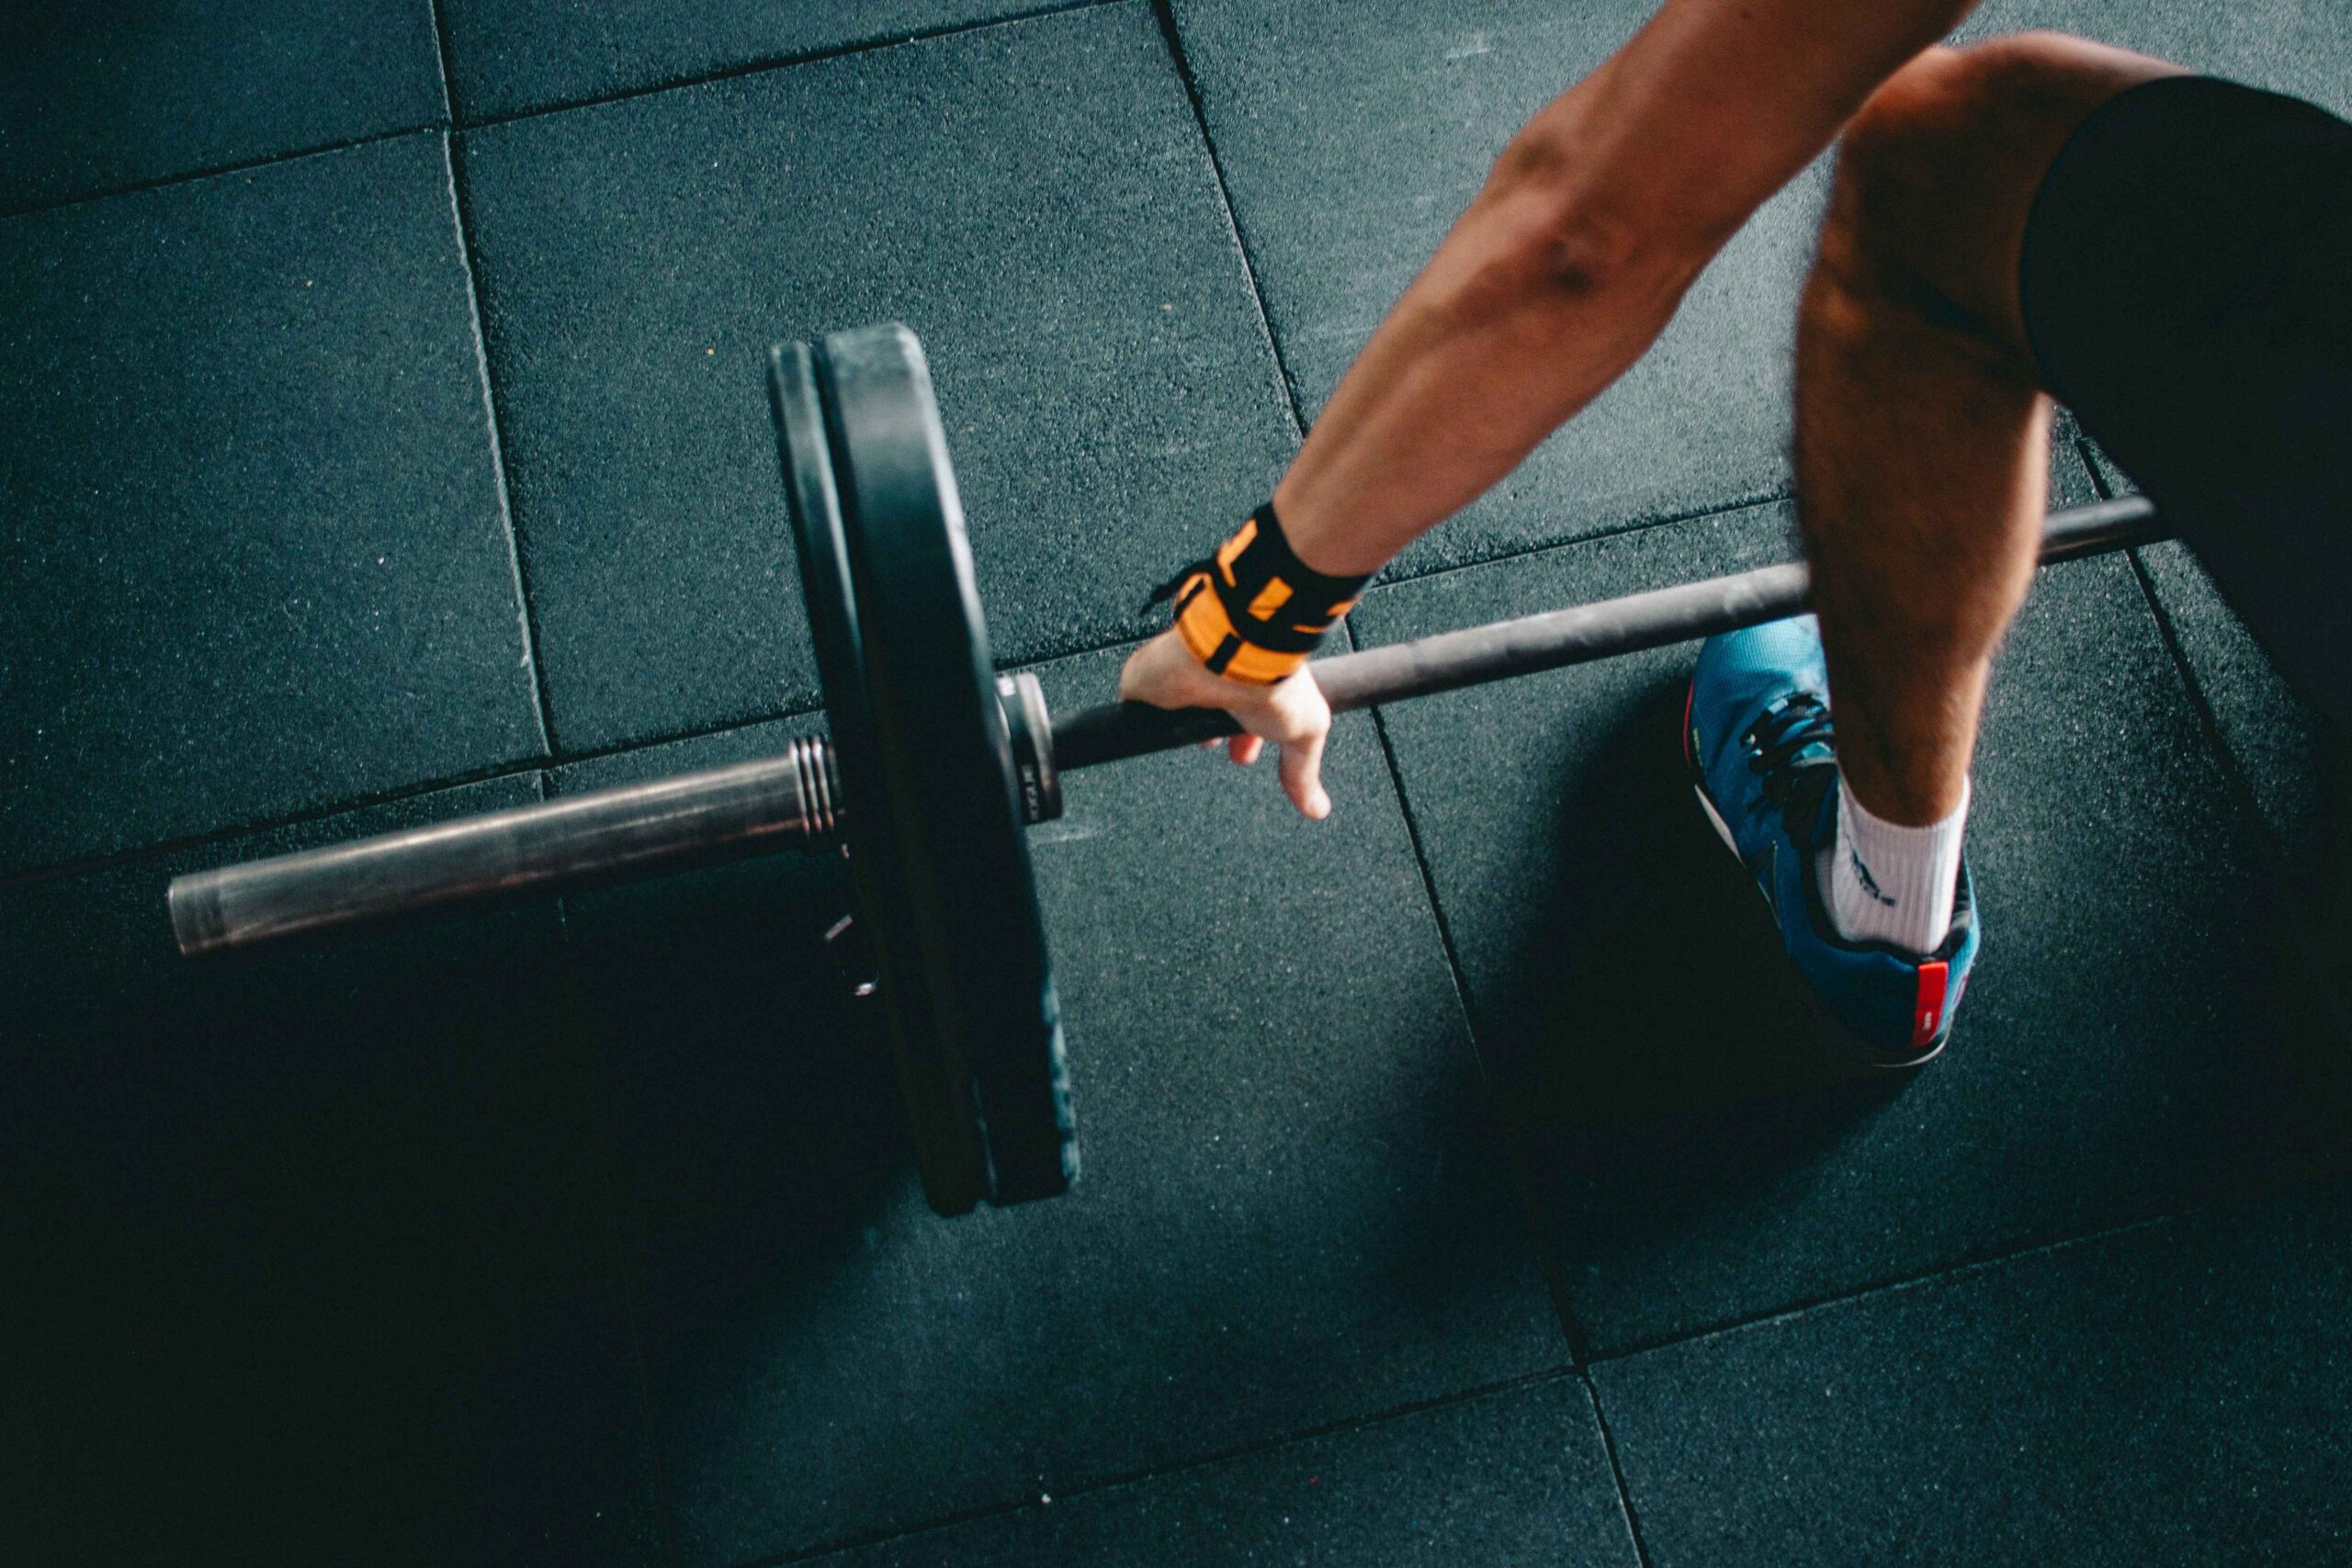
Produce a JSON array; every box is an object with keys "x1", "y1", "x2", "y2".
[{"x1": 1122, "y1": 0, "x2": 1984, "y2": 815}]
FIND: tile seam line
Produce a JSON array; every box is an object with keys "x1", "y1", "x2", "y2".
[
  {"x1": 422, "y1": 0, "x2": 457, "y2": 123},
  {"x1": 1147, "y1": 0, "x2": 1313, "y2": 437},
  {"x1": 1359, "y1": 677, "x2": 1603, "y2": 1372},
  {"x1": 1363, "y1": 484, "x2": 1794, "y2": 595},
  {"x1": 0, "y1": 0, "x2": 1127, "y2": 220},
  {"x1": 2088, "y1": 439, "x2": 2351, "y2": 1046},
  {"x1": 1067, "y1": 0, "x2": 1634, "y2": 1353},
  {"x1": 452, "y1": 0, "x2": 1128, "y2": 130},
  {"x1": 1582, "y1": 1206, "x2": 2194, "y2": 1370},
  {"x1": 1142, "y1": 0, "x2": 1790, "y2": 584},
  {"x1": 0, "y1": 754, "x2": 548, "y2": 894},
  {"x1": 426, "y1": 0, "x2": 559, "y2": 760},
  {"x1": 0, "y1": 484, "x2": 1787, "y2": 893},
  {"x1": 1576, "y1": 1370, "x2": 1659, "y2": 1568},
  {"x1": 1338, "y1": 594, "x2": 1591, "y2": 1368},
  {"x1": 0, "y1": 122, "x2": 445, "y2": 223},
  {"x1": 750, "y1": 1365, "x2": 1581, "y2": 1567},
  {"x1": 2110, "y1": 570, "x2": 2352, "y2": 1043},
  {"x1": 0, "y1": 689, "x2": 833, "y2": 892},
  {"x1": 1340, "y1": 460, "x2": 1789, "y2": 1382},
  {"x1": 989, "y1": 487, "x2": 1797, "y2": 682},
  {"x1": 1581, "y1": 1162, "x2": 2352, "y2": 1372},
  {"x1": 431, "y1": 118, "x2": 560, "y2": 755}
]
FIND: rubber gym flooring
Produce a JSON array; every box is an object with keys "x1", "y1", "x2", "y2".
[{"x1": 4, "y1": 3, "x2": 2348, "y2": 1563}]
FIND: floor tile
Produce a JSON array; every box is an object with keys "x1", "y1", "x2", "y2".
[
  {"x1": 0, "y1": 135, "x2": 546, "y2": 874},
  {"x1": 0, "y1": 777, "x2": 662, "y2": 1566},
  {"x1": 1352, "y1": 504, "x2": 2352, "y2": 1353},
  {"x1": 820, "y1": 1378, "x2": 1636, "y2": 1567},
  {"x1": 1965, "y1": 0, "x2": 2352, "y2": 117},
  {"x1": 1170, "y1": 0, "x2": 1821, "y2": 575},
  {"x1": 458, "y1": 2, "x2": 1295, "y2": 752},
  {"x1": 1591, "y1": 1184, "x2": 2352, "y2": 1565},
  {"x1": 440, "y1": 0, "x2": 1077, "y2": 121},
  {"x1": 0, "y1": 2, "x2": 444, "y2": 211},
  {"x1": 558, "y1": 643, "x2": 1564, "y2": 1565}
]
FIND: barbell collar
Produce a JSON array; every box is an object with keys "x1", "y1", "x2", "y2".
[{"x1": 1047, "y1": 495, "x2": 2165, "y2": 772}]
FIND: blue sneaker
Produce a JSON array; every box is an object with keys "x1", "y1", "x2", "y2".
[{"x1": 1684, "y1": 615, "x2": 1979, "y2": 1067}]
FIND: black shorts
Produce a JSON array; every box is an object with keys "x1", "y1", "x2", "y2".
[{"x1": 2021, "y1": 74, "x2": 2352, "y2": 729}]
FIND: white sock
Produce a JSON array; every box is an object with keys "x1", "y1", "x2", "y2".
[{"x1": 1816, "y1": 774, "x2": 1969, "y2": 955}]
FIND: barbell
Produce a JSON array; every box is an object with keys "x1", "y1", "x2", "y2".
[{"x1": 167, "y1": 322, "x2": 2166, "y2": 1217}]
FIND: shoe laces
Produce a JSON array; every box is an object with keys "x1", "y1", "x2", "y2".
[{"x1": 1740, "y1": 692, "x2": 1837, "y2": 811}]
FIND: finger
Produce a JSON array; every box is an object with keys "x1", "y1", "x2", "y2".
[
  {"x1": 1227, "y1": 734, "x2": 1264, "y2": 766},
  {"x1": 1276, "y1": 727, "x2": 1331, "y2": 820}
]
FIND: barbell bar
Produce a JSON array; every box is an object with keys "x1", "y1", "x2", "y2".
[
  {"x1": 168, "y1": 504, "x2": 2165, "y2": 954},
  {"x1": 166, "y1": 322, "x2": 2167, "y2": 1214},
  {"x1": 167, "y1": 493, "x2": 2163, "y2": 953}
]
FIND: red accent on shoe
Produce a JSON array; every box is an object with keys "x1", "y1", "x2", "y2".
[
  {"x1": 1910, "y1": 960, "x2": 1950, "y2": 1049},
  {"x1": 1681, "y1": 678, "x2": 1697, "y2": 771}
]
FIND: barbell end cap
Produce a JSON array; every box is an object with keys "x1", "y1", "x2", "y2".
[{"x1": 167, "y1": 873, "x2": 229, "y2": 960}]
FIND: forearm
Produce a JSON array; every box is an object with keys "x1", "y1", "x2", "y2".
[
  {"x1": 1272, "y1": 141, "x2": 1701, "y2": 574},
  {"x1": 1276, "y1": 0, "x2": 1982, "y2": 577}
]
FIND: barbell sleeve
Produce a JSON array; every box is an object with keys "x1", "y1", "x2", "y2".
[
  {"x1": 169, "y1": 736, "x2": 842, "y2": 958},
  {"x1": 1046, "y1": 495, "x2": 2165, "y2": 772}
]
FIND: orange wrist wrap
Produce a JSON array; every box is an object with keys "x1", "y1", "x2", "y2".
[{"x1": 1146, "y1": 503, "x2": 1368, "y2": 684}]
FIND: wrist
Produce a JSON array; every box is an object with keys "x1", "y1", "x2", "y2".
[
  {"x1": 1272, "y1": 470, "x2": 1399, "y2": 580},
  {"x1": 1149, "y1": 501, "x2": 1369, "y2": 684}
]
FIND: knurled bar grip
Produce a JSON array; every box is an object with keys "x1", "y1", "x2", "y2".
[
  {"x1": 169, "y1": 736, "x2": 841, "y2": 958},
  {"x1": 1047, "y1": 495, "x2": 2164, "y2": 770}
]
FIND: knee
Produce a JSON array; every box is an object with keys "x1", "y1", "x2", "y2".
[
  {"x1": 1845, "y1": 39, "x2": 2058, "y2": 169},
  {"x1": 1815, "y1": 33, "x2": 2134, "y2": 341},
  {"x1": 1842, "y1": 39, "x2": 2064, "y2": 202}
]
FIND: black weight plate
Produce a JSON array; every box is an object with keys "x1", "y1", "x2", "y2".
[
  {"x1": 777, "y1": 324, "x2": 1077, "y2": 1210},
  {"x1": 819, "y1": 324, "x2": 1077, "y2": 1208},
  {"x1": 768, "y1": 340, "x2": 989, "y2": 1216}
]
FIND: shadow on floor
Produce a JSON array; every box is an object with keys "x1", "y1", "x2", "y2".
[
  {"x1": 1470, "y1": 665, "x2": 2352, "y2": 1321},
  {"x1": 2, "y1": 824, "x2": 662, "y2": 1565},
  {"x1": 1469, "y1": 675, "x2": 1914, "y2": 1278},
  {"x1": 561, "y1": 847, "x2": 914, "y2": 1326}
]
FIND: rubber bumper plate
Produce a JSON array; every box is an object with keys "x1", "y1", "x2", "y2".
[{"x1": 768, "y1": 325, "x2": 1077, "y2": 1214}]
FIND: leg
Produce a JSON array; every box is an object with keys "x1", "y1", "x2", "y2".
[
  {"x1": 1679, "y1": 28, "x2": 2150, "y2": 1063},
  {"x1": 1692, "y1": 34, "x2": 2342, "y2": 1061},
  {"x1": 1796, "y1": 34, "x2": 2185, "y2": 827}
]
